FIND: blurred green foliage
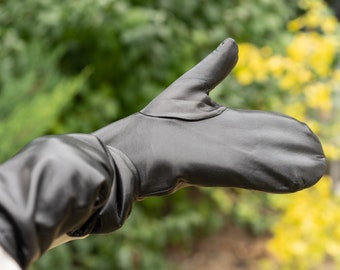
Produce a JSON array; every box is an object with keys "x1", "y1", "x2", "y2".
[
  {"x1": 0, "y1": 0, "x2": 299, "y2": 138},
  {"x1": 0, "y1": 0, "x2": 313, "y2": 269}
]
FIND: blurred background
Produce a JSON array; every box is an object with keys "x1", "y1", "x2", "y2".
[{"x1": 0, "y1": 0, "x2": 340, "y2": 269}]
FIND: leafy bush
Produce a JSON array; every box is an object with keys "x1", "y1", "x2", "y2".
[{"x1": 0, "y1": 41, "x2": 88, "y2": 161}]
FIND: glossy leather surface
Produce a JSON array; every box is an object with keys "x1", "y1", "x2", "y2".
[{"x1": 95, "y1": 38, "x2": 326, "y2": 199}]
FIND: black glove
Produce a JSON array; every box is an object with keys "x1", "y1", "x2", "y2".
[
  {"x1": 93, "y1": 38, "x2": 326, "y2": 232},
  {"x1": 0, "y1": 38, "x2": 326, "y2": 269}
]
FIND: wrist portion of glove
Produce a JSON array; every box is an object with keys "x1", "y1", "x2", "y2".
[
  {"x1": 0, "y1": 134, "x2": 138, "y2": 269},
  {"x1": 90, "y1": 145, "x2": 139, "y2": 234}
]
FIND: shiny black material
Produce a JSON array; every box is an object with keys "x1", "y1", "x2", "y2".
[
  {"x1": 0, "y1": 38, "x2": 326, "y2": 269},
  {"x1": 0, "y1": 134, "x2": 115, "y2": 268},
  {"x1": 94, "y1": 38, "x2": 325, "y2": 211}
]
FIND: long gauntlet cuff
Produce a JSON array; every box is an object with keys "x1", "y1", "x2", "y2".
[{"x1": 0, "y1": 134, "x2": 137, "y2": 269}]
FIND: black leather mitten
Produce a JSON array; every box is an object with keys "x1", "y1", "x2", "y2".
[
  {"x1": 0, "y1": 38, "x2": 326, "y2": 269},
  {"x1": 93, "y1": 38, "x2": 326, "y2": 232}
]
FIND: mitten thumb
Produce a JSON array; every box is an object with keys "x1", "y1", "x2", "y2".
[{"x1": 141, "y1": 38, "x2": 238, "y2": 120}]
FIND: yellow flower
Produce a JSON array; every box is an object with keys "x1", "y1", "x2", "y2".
[
  {"x1": 332, "y1": 69, "x2": 340, "y2": 82},
  {"x1": 286, "y1": 34, "x2": 311, "y2": 62},
  {"x1": 322, "y1": 143, "x2": 340, "y2": 160},
  {"x1": 305, "y1": 10, "x2": 321, "y2": 29},
  {"x1": 234, "y1": 43, "x2": 269, "y2": 85},
  {"x1": 236, "y1": 43, "x2": 258, "y2": 67},
  {"x1": 296, "y1": 0, "x2": 338, "y2": 34},
  {"x1": 286, "y1": 32, "x2": 338, "y2": 77},
  {"x1": 300, "y1": 0, "x2": 326, "y2": 12},
  {"x1": 321, "y1": 16, "x2": 338, "y2": 34},
  {"x1": 267, "y1": 55, "x2": 286, "y2": 77},
  {"x1": 287, "y1": 18, "x2": 303, "y2": 32},
  {"x1": 234, "y1": 67, "x2": 254, "y2": 85},
  {"x1": 296, "y1": 67, "x2": 313, "y2": 84},
  {"x1": 267, "y1": 176, "x2": 340, "y2": 269},
  {"x1": 304, "y1": 82, "x2": 332, "y2": 114},
  {"x1": 283, "y1": 101, "x2": 306, "y2": 121},
  {"x1": 310, "y1": 36, "x2": 338, "y2": 76}
]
